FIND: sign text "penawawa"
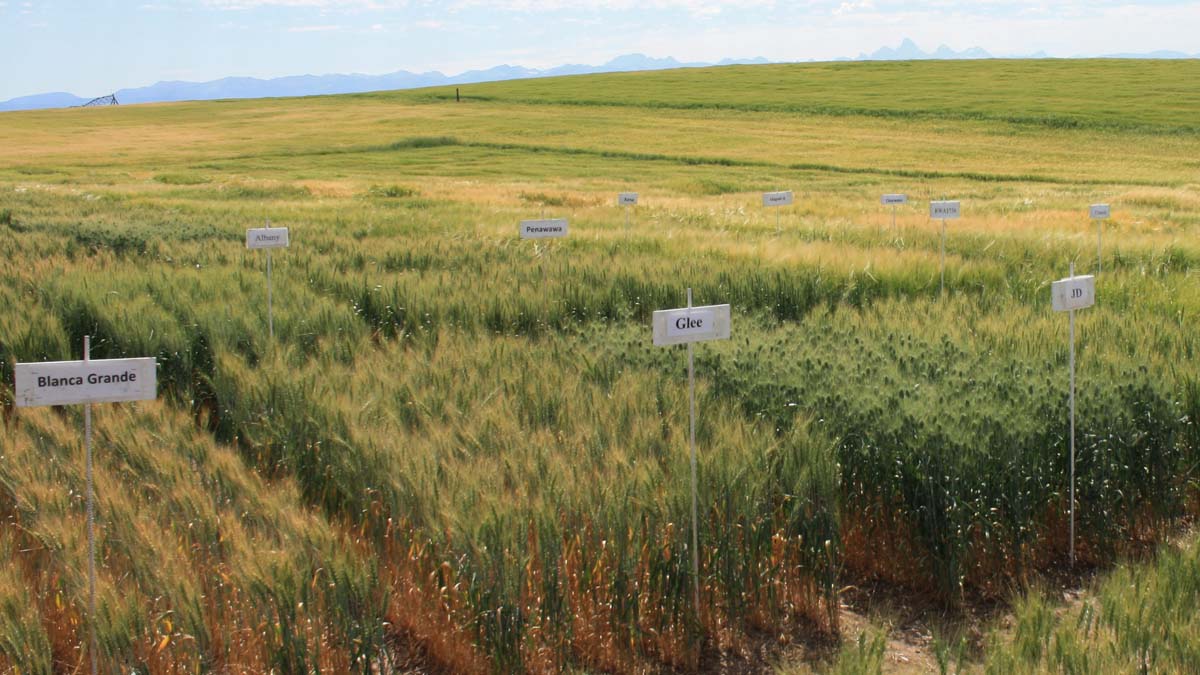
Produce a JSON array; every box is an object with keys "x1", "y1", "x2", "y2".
[{"x1": 520, "y1": 219, "x2": 568, "y2": 239}]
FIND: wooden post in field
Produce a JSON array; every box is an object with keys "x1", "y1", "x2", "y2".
[
  {"x1": 13, "y1": 338, "x2": 158, "y2": 675},
  {"x1": 653, "y1": 292, "x2": 732, "y2": 619},
  {"x1": 1052, "y1": 263, "x2": 1095, "y2": 567}
]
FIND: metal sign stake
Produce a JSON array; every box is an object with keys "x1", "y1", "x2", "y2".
[
  {"x1": 1051, "y1": 263, "x2": 1093, "y2": 568},
  {"x1": 1090, "y1": 204, "x2": 1111, "y2": 275},
  {"x1": 618, "y1": 193, "x2": 638, "y2": 240},
  {"x1": 929, "y1": 201, "x2": 959, "y2": 297},
  {"x1": 265, "y1": 218, "x2": 274, "y2": 342},
  {"x1": 940, "y1": 218, "x2": 946, "y2": 296},
  {"x1": 882, "y1": 194, "x2": 907, "y2": 237},
  {"x1": 686, "y1": 288, "x2": 701, "y2": 616},
  {"x1": 266, "y1": 247, "x2": 273, "y2": 342},
  {"x1": 84, "y1": 336, "x2": 98, "y2": 675},
  {"x1": 246, "y1": 219, "x2": 290, "y2": 344},
  {"x1": 762, "y1": 191, "x2": 793, "y2": 235},
  {"x1": 12, "y1": 343, "x2": 159, "y2": 675},
  {"x1": 652, "y1": 298, "x2": 731, "y2": 622},
  {"x1": 1069, "y1": 261, "x2": 1076, "y2": 568}
]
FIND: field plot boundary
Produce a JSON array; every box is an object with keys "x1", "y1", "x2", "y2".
[
  {"x1": 240, "y1": 136, "x2": 1178, "y2": 188},
  {"x1": 444, "y1": 93, "x2": 1200, "y2": 136}
]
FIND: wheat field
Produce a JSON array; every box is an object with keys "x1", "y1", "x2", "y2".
[{"x1": 1, "y1": 59, "x2": 1199, "y2": 673}]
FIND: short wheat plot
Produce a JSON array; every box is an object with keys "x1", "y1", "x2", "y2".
[{"x1": 1, "y1": 59, "x2": 1199, "y2": 673}]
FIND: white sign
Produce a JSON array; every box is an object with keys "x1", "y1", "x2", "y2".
[
  {"x1": 246, "y1": 227, "x2": 290, "y2": 249},
  {"x1": 881, "y1": 194, "x2": 908, "y2": 205},
  {"x1": 14, "y1": 357, "x2": 157, "y2": 407},
  {"x1": 1090, "y1": 204, "x2": 1111, "y2": 219},
  {"x1": 618, "y1": 192, "x2": 639, "y2": 206},
  {"x1": 930, "y1": 201, "x2": 961, "y2": 219},
  {"x1": 653, "y1": 304, "x2": 731, "y2": 346},
  {"x1": 1052, "y1": 275, "x2": 1096, "y2": 312},
  {"x1": 763, "y1": 191, "x2": 794, "y2": 207},
  {"x1": 520, "y1": 219, "x2": 568, "y2": 239},
  {"x1": 668, "y1": 309, "x2": 714, "y2": 338}
]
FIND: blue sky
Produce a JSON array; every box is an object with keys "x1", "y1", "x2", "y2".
[{"x1": 2, "y1": 1, "x2": 1198, "y2": 100}]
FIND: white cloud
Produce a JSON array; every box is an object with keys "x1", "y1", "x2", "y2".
[
  {"x1": 196, "y1": 0, "x2": 1200, "y2": 22},
  {"x1": 206, "y1": 0, "x2": 787, "y2": 12},
  {"x1": 834, "y1": 0, "x2": 874, "y2": 15},
  {"x1": 204, "y1": 0, "x2": 408, "y2": 8},
  {"x1": 450, "y1": 0, "x2": 778, "y2": 11},
  {"x1": 286, "y1": 23, "x2": 342, "y2": 30}
]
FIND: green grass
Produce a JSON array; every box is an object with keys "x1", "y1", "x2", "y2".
[
  {"x1": 981, "y1": 534, "x2": 1200, "y2": 674},
  {"x1": 1, "y1": 59, "x2": 1199, "y2": 672},
  {"x1": 412, "y1": 60, "x2": 1200, "y2": 133}
]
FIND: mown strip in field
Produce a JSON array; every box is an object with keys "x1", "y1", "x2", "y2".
[
  {"x1": 441, "y1": 93, "x2": 1200, "y2": 137},
  {"x1": 245, "y1": 135, "x2": 1173, "y2": 188}
]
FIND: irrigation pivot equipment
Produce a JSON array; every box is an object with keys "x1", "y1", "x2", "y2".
[
  {"x1": 246, "y1": 221, "x2": 290, "y2": 342},
  {"x1": 79, "y1": 94, "x2": 119, "y2": 107},
  {"x1": 653, "y1": 291, "x2": 732, "y2": 614},
  {"x1": 13, "y1": 337, "x2": 157, "y2": 675},
  {"x1": 1052, "y1": 263, "x2": 1095, "y2": 567},
  {"x1": 1090, "y1": 204, "x2": 1111, "y2": 273},
  {"x1": 930, "y1": 200, "x2": 961, "y2": 296}
]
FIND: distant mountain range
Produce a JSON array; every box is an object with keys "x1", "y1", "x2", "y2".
[
  {"x1": 0, "y1": 53, "x2": 769, "y2": 112},
  {"x1": 848, "y1": 38, "x2": 1199, "y2": 62},
  {"x1": 4, "y1": 41, "x2": 1196, "y2": 112},
  {"x1": 846, "y1": 38, "x2": 995, "y2": 61}
]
